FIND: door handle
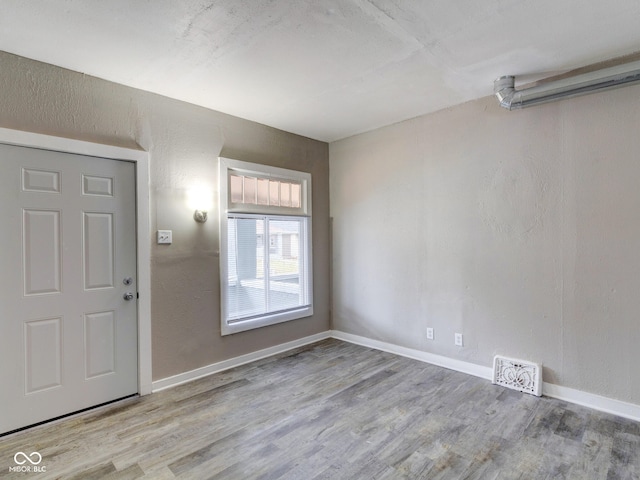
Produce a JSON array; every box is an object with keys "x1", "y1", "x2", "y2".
[{"x1": 123, "y1": 292, "x2": 135, "y2": 301}]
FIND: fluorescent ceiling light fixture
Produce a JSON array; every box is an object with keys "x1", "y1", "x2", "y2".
[{"x1": 494, "y1": 60, "x2": 640, "y2": 110}]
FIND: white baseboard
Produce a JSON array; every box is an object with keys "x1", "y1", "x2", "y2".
[
  {"x1": 331, "y1": 329, "x2": 640, "y2": 422},
  {"x1": 330, "y1": 330, "x2": 493, "y2": 381},
  {"x1": 152, "y1": 331, "x2": 331, "y2": 392},
  {"x1": 543, "y1": 383, "x2": 640, "y2": 422},
  {"x1": 152, "y1": 328, "x2": 640, "y2": 422}
]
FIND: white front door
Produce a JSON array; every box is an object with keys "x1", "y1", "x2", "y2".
[{"x1": 0, "y1": 143, "x2": 138, "y2": 435}]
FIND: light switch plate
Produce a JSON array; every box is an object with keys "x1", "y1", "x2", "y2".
[{"x1": 157, "y1": 230, "x2": 172, "y2": 244}]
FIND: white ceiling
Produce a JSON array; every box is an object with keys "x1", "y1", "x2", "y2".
[{"x1": 2, "y1": 1, "x2": 640, "y2": 142}]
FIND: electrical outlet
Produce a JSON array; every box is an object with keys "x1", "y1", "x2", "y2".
[
  {"x1": 157, "y1": 230, "x2": 172, "y2": 244},
  {"x1": 454, "y1": 333, "x2": 463, "y2": 347},
  {"x1": 426, "y1": 328, "x2": 434, "y2": 340}
]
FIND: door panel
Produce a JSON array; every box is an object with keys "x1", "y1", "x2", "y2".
[
  {"x1": 22, "y1": 167, "x2": 61, "y2": 193},
  {"x1": 84, "y1": 310, "x2": 116, "y2": 379},
  {"x1": 83, "y1": 212, "x2": 115, "y2": 289},
  {"x1": 0, "y1": 143, "x2": 138, "y2": 434},
  {"x1": 23, "y1": 209, "x2": 62, "y2": 295},
  {"x1": 24, "y1": 317, "x2": 62, "y2": 393}
]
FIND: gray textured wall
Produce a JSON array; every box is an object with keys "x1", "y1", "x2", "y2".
[
  {"x1": 330, "y1": 90, "x2": 640, "y2": 404},
  {"x1": 0, "y1": 52, "x2": 330, "y2": 381}
]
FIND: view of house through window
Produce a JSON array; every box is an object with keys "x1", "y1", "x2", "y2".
[
  {"x1": 219, "y1": 157, "x2": 313, "y2": 335},
  {"x1": 226, "y1": 215, "x2": 308, "y2": 321}
]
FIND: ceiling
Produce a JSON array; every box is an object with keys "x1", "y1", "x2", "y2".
[{"x1": 2, "y1": 1, "x2": 640, "y2": 142}]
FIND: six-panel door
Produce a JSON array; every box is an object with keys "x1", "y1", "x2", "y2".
[{"x1": 0, "y1": 143, "x2": 138, "y2": 434}]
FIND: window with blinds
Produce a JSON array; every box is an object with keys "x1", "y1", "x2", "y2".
[{"x1": 219, "y1": 157, "x2": 313, "y2": 335}]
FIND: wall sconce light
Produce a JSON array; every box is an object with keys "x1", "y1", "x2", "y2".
[
  {"x1": 193, "y1": 209, "x2": 208, "y2": 223},
  {"x1": 187, "y1": 185, "x2": 213, "y2": 224}
]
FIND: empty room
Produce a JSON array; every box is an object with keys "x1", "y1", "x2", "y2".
[{"x1": 1, "y1": 1, "x2": 640, "y2": 478}]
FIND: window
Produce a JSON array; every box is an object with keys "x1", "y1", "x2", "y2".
[{"x1": 219, "y1": 157, "x2": 313, "y2": 335}]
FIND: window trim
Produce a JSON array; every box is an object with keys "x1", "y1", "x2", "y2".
[{"x1": 219, "y1": 157, "x2": 313, "y2": 336}]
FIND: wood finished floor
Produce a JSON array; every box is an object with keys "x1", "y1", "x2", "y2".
[{"x1": 1, "y1": 339, "x2": 639, "y2": 479}]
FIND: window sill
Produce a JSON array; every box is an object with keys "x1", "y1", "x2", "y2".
[{"x1": 221, "y1": 305, "x2": 313, "y2": 336}]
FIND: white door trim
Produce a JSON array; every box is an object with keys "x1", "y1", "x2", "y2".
[{"x1": 0, "y1": 127, "x2": 152, "y2": 396}]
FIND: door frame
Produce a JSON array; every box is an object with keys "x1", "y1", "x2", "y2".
[{"x1": 0, "y1": 127, "x2": 152, "y2": 396}]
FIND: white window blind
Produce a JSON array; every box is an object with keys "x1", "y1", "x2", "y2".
[{"x1": 226, "y1": 215, "x2": 310, "y2": 322}]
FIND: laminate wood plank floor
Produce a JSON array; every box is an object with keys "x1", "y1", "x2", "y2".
[{"x1": 1, "y1": 339, "x2": 639, "y2": 479}]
